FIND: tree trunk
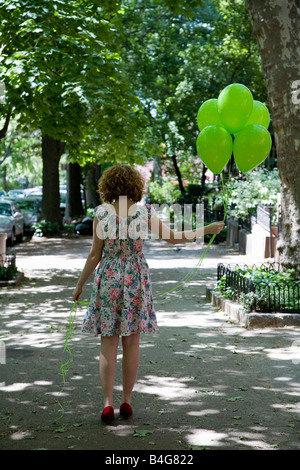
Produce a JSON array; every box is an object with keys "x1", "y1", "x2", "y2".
[
  {"x1": 41, "y1": 134, "x2": 65, "y2": 225},
  {"x1": 2, "y1": 165, "x2": 7, "y2": 192},
  {"x1": 245, "y1": 0, "x2": 300, "y2": 275},
  {"x1": 201, "y1": 164, "x2": 206, "y2": 188},
  {"x1": 66, "y1": 162, "x2": 84, "y2": 219},
  {"x1": 85, "y1": 163, "x2": 102, "y2": 207},
  {"x1": 171, "y1": 154, "x2": 185, "y2": 195},
  {"x1": 0, "y1": 109, "x2": 12, "y2": 140}
]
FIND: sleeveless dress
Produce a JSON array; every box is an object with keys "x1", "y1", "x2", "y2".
[{"x1": 81, "y1": 203, "x2": 158, "y2": 337}]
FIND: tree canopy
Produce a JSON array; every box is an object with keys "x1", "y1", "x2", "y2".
[
  {"x1": 120, "y1": 0, "x2": 266, "y2": 189},
  {"x1": 0, "y1": 0, "x2": 267, "y2": 218},
  {"x1": 1, "y1": 0, "x2": 266, "y2": 163},
  {"x1": 0, "y1": 0, "x2": 146, "y2": 157}
]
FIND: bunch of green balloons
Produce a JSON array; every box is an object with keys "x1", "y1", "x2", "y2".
[{"x1": 196, "y1": 83, "x2": 272, "y2": 174}]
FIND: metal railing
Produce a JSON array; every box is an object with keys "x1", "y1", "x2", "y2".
[{"x1": 217, "y1": 262, "x2": 300, "y2": 313}]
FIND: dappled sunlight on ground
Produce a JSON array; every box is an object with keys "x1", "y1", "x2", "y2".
[
  {"x1": 135, "y1": 375, "x2": 200, "y2": 401},
  {"x1": 0, "y1": 236, "x2": 299, "y2": 449}
]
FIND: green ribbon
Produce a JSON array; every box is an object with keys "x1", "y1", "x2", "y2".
[
  {"x1": 59, "y1": 300, "x2": 89, "y2": 383},
  {"x1": 58, "y1": 175, "x2": 231, "y2": 418},
  {"x1": 153, "y1": 173, "x2": 231, "y2": 300},
  {"x1": 57, "y1": 300, "x2": 89, "y2": 419}
]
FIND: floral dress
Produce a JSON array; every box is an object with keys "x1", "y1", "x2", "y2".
[{"x1": 81, "y1": 203, "x2": 158, "y2": 336}]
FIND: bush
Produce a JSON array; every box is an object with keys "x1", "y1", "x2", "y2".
[
  {"x1": 32, "y1": 220, "x2": 60, "y2": 237},
  {"x1": 63, "y1": 224, "x2": 76, "y2": 233},
  {"x1": 216, "y1": 265, "x2": 298, "y2": 312},
  {"x1": 239, "y1": 291, "x2": 269, "y2": 313},
  {"x1": 228, "y1": 168, "x2": 280, "y2": 224},
  {"x1": 147, "y1": 180, "x2": 181, "y2": 205},
  {"x1": 0, "y1": 265, "x2": 17, "y2": 281},
  {"x1": 86, "y1": 207, "x2": 95, "y2": 218},
  {"x1": 32, "y1": 220, "x2": 79, "y2": 236}
]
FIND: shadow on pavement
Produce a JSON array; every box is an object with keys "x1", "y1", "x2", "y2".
[{"x1": 0, "y1": 237, "x2": 299, "y2": 450}]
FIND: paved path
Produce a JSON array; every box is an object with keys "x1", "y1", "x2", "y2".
[{"x1": 0, "y1": 235, "x2": 299, "y2": 451}]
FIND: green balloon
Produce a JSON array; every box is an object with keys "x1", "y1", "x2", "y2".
[
  {"x1": 233, "y1": 124, "x2": 272, "y2": 173},
  {"x1": 217, "y1": 83, "x2": 253, "y2": 134},
  {"x1": 196, "y1": 125, "x2": 233, "y2": 175},
  {"x1": 245, "y1": 100, "x2": 270, "y2": 129},
  {"x1": 197, "y1": 99, "x2": 223, "y2": 131}
]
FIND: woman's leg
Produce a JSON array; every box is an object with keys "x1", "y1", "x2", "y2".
[
  {"x1": 121, "y1": 332, "x2": 140, "y2": 404},
  {"x1": 99, "y1": 335, "x2": 119, "y2": 407}
]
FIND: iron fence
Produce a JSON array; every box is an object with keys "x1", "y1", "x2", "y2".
[{"x1": 217, "y1": 262, "x2": 300, "y2": 313}]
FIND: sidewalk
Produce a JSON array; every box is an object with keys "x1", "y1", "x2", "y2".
[{"x1": 0, "y1": 235, "x2": 299, "y2": 450}]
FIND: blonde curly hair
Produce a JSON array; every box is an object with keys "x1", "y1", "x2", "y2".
[{"x1": 97, "y1": 164, "x2": 146, "y2": 203}]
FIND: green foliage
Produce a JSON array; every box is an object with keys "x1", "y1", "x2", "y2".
[
  {"x1": 0, "y1": 0, "x2": 210, "y2": 167},
  {"x1": 217, "y1": 275, "x2": 235, "y2": 297},
  {"x1": 0, "y1": 265, "x2": 17, "y2": 281},
  {"x1": 32, "y1": 220, "x2": 60, "y2": 236},
  {"x1": 147, "y1": 180, "x2": 181, "y2": 204},
  {"x1": 155, "y1": 0, "x2": 203, "y2": 16},
  {"x1": 161, "y1": 154, "x2": 204, "y2": 188},
  {"x1": 218, "y1": 266, "x2": 296, "y2": 292},
  {"x1": 63, "y1": 224, "x2": 76, "y2": 233},
  {"x1": 236, "y1": 266, "x2": 296, "y2": 283},
  {"x1": 32, "y1": 220, "x2": 79, "y2": 236},
  {"x1": 122, "y1": 0, "x2": 220, "y2": 160},
  {"x1": 203, "y1": 0, "x2": 267, "y2": 100},
  {"x1": 0, "y1": 0, "x2": 148, "y2": 165},
  {"x1": 227, "y1": 168, "x2": 280, "y2": 223},
  {"x1": 86, "y1": 207, "x2": 96, "y2": 218},
  {"x1": 238, "y1": 291, "x2": 266, "y2": 312},
  {"x1": 1, "y1": 0, "x2": 267, "y2": 170},
  {"x1": 0, "y1": 0, "x2": 270, "y2": 211},
  {"x1": 217, "y1": 265, "x2": 298, "y2": 312},
  {"x1": 0, "y1": 118, "x2": 42, "y2": 189},
  {"x1": 0, "y1": 1, "x2": 115, "y2": 134},
  {"x1": 239, "y1": 286, "x2": 299, "y2": 313},
  {"x1": 121, "y1": 0, "x2": 266, "y2": 189}
]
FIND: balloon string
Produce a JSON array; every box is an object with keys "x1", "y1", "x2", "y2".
[
  {"x1": 153, "y1": 171, "x2": 231, "y2": 300},
  {"x1": 57, "y1": 300, "x2": 89, "y2": 419},
  {"x1": 59, "y1": 301, "x2": 89, "y2": 380},
  {"x1": 57, "y1": 175, "x2": 232, "y2": 415}
]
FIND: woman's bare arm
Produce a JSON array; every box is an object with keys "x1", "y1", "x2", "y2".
[{"x1": 149, "y1": 214, "x2": 225, "y2": 245}]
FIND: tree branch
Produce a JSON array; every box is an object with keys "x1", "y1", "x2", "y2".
[
  {"x1": 171, "y1": 154, "x2": 185, "y2": 195},
  {"x1": 0, "y1": 109, "x2": 12, "y2": 140}
]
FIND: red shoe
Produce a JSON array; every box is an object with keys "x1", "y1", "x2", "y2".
[
  {"x1": 120, "y1": 403, "x2": 133, "y2": 419},
  {"x1": 101, "y1": 406, "x2": 115, "y2": 424}
]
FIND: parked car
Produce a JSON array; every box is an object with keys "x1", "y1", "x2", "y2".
[
  {"x1": 24, "y1": 186, "x2": 43, "y2": 197},
  {"x1": 23, "y1": 186, "x2": 66, "y2": 216},
  {"x1": 10, "y1": 197, "x2": 42, "y2": 231},
  {"x1": 0, "y1": 200, "x2": 25, "y2": 245},
  {"x1": 7, "y1": 189, "x2": 26, "y2": 198}
]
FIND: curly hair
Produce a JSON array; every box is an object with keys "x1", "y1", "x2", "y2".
[{"x1": 97, "y1": 164, "x2": 146, "y2": 203}]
